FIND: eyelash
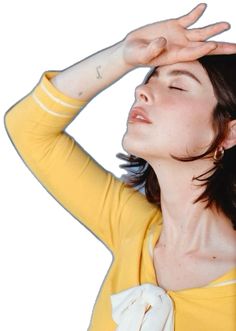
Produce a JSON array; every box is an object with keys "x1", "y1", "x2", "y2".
[
  {"x1": 169, "y1": 86, "x2": 186, "y2": 92},
  {"x1": 147, "y1": 75, "x2": 187, "y2": 91}
]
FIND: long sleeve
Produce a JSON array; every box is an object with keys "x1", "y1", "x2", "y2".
[{"x1": 4, "y1": 70, "x2": 158, "y2": 255}]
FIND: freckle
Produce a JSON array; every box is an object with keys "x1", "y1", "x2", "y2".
[{"x1": 212, "y1": 256, "x2": 216, "y2": 259}]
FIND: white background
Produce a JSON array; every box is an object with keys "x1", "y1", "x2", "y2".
[{"x1": 1, "y1": 0, "x2": 235, "y2": 330}]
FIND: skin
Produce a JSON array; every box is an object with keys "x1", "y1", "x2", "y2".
[
  {"x1": 123, "y1": 3, "x2": 236, "y2": 69},
  {"x1": 119, "y1": 3, "x2": 236, "y2": 289},
  {"x1": 121, "y1": 60, "x2": 236, "y2": 289}
]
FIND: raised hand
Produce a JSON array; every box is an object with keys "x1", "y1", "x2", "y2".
[{"x1": 122, "y1": 3, "x2": 236, "y2": 68}]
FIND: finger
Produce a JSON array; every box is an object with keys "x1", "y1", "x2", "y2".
[
  {"x1": 207, "y1": 41, "x2": 236, "y2": 55},
  {"x1": 187, "y1": 22, "x2": 230, "y2": 41},
  {"x1": 178, "y1": 3, "x2": 207, "y2": 28},
  {"x1": 142, "y1": 37, "x2": 167, "y2": 63},
  {"x1": 178, "y1": 42, "x2": 218, "y2": 61}
]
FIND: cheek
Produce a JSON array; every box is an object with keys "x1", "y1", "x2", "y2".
[
  {"x1": 123, "y1": 96, "x2": 216, "y2": 159},
  {"x1": 153, "y1": 100, "x2": 214, "y2": 150},
  {"x1": 185, "y1": 99, "x2": 215, "y2": 142}
]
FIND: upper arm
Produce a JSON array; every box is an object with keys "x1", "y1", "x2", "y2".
[{"x1": 4, "y1": 70, "x2": 154, "y2": 254}]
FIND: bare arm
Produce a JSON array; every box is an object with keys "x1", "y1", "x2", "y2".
[
  {"x1": 50, "y1": 39, "x2": 134, "y2": 101},
  {"x1": 50, "y1": 4, "x2": 236, "y2": 103}
]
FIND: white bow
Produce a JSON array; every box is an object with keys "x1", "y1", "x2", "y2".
[{"x1": 110, "y1": 283, "x2": 174, "y2": 331}]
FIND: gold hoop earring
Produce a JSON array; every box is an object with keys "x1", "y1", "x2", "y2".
[{"x1": 213, "y1": 146, "x2": 225, "y2": 161}]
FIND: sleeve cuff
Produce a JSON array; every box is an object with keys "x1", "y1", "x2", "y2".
[{"x1": 31, "y1": 70, "x2": 88, "y2": 118}]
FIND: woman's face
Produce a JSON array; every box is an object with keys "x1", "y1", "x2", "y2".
[{"x1": 122, "y1": 60, "x2": 218, "y2": 163}]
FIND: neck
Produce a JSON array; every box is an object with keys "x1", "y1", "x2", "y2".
[{"x1": 149, "y1": 157, "x2": 233, "y2": 253}]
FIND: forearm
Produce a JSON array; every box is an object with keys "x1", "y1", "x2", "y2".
[{"x1": 50, "y1": 39, "x2": 134, "y2": 101}]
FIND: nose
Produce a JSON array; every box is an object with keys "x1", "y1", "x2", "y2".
[{"x1": 135, "y1": 84, "x2": 152, "y2": 104}]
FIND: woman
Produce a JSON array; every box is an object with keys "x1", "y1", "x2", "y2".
[{"x1": 4, "y1": 3, "x2": 236, "y2": 330}]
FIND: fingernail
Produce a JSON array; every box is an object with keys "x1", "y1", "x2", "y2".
[{"x1": 158, "y1": 37, "x2": 166, "y2": 45}]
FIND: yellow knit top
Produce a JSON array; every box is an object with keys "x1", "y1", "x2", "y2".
[{"x1": 4, "y1": 70, "x2": 236, "y2": 331}]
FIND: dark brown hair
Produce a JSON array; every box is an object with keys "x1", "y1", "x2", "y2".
[{"x1": 116, "y1": 54, "x2": 236, "y2": 230}]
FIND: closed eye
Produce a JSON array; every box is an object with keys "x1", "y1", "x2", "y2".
[{"x1": 169, "y1": 86, "x2": 186, "y2": 91}]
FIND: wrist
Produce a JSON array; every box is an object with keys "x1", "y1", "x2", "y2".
[{"x1": 111, "y1": 39, "x2": 135, "y2": 73}]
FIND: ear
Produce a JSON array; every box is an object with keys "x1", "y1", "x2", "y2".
[{"x1": 222, "y1": 120, "x2": 236, "y2": 150}]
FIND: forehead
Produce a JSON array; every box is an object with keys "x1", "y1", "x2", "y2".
[{"x1": 143, "y1": 60, "x2": 208, "y2": 84}]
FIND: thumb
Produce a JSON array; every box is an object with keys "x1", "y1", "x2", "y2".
[{"x1": 144, "y1": 37, "x2": 167, "y2": 62}]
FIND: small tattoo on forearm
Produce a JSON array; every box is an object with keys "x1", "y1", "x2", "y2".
[{"x1": 96, "y1": 65, "x2": 102, "y2": 79}]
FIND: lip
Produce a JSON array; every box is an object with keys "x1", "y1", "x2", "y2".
[{"x1": 128, "y1": 107, "x2": 152, "y2": 124}]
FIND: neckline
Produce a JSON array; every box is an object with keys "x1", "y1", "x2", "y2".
[{"x1": 147, "y1": 215, "x2": 236, "y2": 294}]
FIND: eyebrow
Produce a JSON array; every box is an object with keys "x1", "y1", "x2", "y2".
[
  {"x1": 151, "y1": 68, "x2": 202, "y2": 85},
  {"x1": 168, "y1": 69, "x2": 202, "y2": 85}
]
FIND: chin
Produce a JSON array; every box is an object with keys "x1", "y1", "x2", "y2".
[{"x1": 121, "y1": 134, "x2": 147, "y2": 159}]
